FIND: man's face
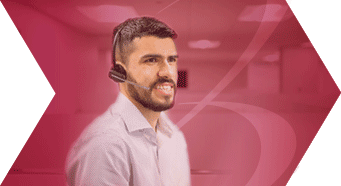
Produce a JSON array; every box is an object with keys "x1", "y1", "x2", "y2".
[{"x1": 124, "y1": 36, "x2": 178, "y2": 112}]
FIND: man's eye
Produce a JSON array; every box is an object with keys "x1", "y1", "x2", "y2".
[
  {"x1": 145, "y1": 58, "x2": 157, "y2": 63},
  {"x1": 168, "y1": 57, "x2": 177, "y2": 63},
  {"x1": 169, "y1": 58, "x2": 176, "y2": 62}
]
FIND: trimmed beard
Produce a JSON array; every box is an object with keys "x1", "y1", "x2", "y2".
[{"x1": 127, "y1": 75, "x2": 176, "y2": 112}]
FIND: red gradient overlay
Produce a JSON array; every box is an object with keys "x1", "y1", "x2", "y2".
[{"x1": 1, "y1": 0, "x2": 340, "y2": 186}]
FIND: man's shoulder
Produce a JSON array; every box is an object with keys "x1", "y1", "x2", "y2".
[
  {"x1": 66, "y1": 108, "x2": 130, "y2": 163},
  {"x1": 80, "y1": 110, "x2": 127, "y2": 142}
]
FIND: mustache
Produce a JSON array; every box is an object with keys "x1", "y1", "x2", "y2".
[{"x1": 151, "y1": 78, "x2": 176, "y2": 88}]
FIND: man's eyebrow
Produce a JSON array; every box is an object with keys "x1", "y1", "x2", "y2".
[{"x1": 141, "y1": 54, "x2": 179, "y2": 58}]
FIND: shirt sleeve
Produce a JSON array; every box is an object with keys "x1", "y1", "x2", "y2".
[{"x1": 66, "y1": 135, "x2": 131, "y2": 186}]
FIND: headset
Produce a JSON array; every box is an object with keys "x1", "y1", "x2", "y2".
[{"x1": 108, "y1": 26, "x2": 150, "y2": 90}]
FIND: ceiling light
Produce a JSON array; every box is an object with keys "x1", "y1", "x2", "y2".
[
  {"x1": 188, "y1": 40, "x2": 221, "y2": 49},
  {"x1": 262, "y1": 52, "x2": 280, "y2": 62}
]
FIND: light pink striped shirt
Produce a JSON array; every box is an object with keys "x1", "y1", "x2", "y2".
[{"x1": 66, "y1": 93, "x2": 191, "y2": 186}]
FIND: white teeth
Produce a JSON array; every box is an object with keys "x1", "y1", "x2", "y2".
[
  {"x1": 157, "y1": 85, "x2": 171, "y2": 90},
  {"x1": 156, "y1": 85, "x2": 172, "y2": 93}
]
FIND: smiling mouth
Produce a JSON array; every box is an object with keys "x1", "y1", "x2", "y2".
[{"x1": 155, "y1": 83, "x2": 173, "y2": 95}]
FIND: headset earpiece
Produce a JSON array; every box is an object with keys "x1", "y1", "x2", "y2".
[{"x1": 109, "y1": 64, "x2": 127, "y2": 83}]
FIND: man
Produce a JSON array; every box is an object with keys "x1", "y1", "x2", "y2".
[{"x1": 66, "y1": 17, "x2": 191, "y2": 186}]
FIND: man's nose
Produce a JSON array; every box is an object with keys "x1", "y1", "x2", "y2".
[{"x1": 157, "y1": 60, "x2": 173, "y2": 78}]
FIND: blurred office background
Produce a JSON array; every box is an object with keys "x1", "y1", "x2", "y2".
[{"x1": 1, "y1": 0, "x2": 339, "y2": 185}]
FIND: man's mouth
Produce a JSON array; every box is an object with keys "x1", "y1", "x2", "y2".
[{"x1": 154, "y1": 83, "x2": 173, "y2": 95}]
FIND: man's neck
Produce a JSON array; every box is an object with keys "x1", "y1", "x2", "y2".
[{"x1": 121, "y1": 91, "x2": 160, "y2": 132}]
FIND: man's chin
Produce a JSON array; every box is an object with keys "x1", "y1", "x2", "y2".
[
  {"x1": 128, "y1": 84, "x2": 176, "y2": 112},
  {"x1": 148, "y1": 101, "x2": 175, "y2": 112}
]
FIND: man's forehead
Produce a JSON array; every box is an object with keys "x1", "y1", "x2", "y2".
[
  {"x1": 132, "y1": 35, "x2": 175, "y2": 44},
  {"x1": 131, "y1": 36, "x2": 177, "y2": 56}
]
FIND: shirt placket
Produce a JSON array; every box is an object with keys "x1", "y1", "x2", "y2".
[{"x1": 142, "y1": 129, "x2": 161, "y2": 174}]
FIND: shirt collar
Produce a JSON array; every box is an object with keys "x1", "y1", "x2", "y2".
[
  {"x1": 157, "y1": 112, "x2": 173, "y2": 138},
  {"x1": 110, "y1": 93, "x2": 173, "y2": 137}
]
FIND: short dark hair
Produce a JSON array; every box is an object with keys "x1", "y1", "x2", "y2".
[{"x1": 112, "y1": 17, "x2": 177, "y2": 64}]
